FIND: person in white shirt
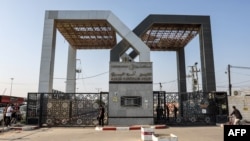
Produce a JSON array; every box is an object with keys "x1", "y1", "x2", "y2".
[{"x1": 5, "y1": 104, "x2": 13, "y2": 127}]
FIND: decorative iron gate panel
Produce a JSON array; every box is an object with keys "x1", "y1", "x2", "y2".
[
  {"x1": 26, "y1": 92, "x2": 108, "y2": 127},
  {"x1": 153, "y1": 91, "x2": 218, "y2": 126}
]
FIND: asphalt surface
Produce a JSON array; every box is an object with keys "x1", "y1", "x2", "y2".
[{"x1": 0, "y1": 125, "x2": 223, "y2": 141}]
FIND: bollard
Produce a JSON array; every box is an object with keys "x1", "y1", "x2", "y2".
[{"x1": 141, "y1": 126, "x2": 154, "y2": 141}]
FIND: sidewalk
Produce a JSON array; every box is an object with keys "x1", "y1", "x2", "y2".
[{"x1": 0, "y1": 125, "x2": 224, "y2": 141}]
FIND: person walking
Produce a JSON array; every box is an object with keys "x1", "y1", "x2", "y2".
[
  {"x1": 5, "y1": 104, "x2": 14, "y2": 127},
  {"x1": 230, "y1": 106, "x2": 243, "y2": 125},
  {"x1": 98, "y1": 105, "x2": 105, "y2": 127}
]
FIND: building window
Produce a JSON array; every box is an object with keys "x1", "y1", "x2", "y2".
[{"x1": 121, "y1": 96, "x2": 141, "y2": 107}]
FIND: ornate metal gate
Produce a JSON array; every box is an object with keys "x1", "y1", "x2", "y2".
[
  {"x1": 26, "y1": 91, "x2": 227, "y2": 127},
  {"x1": 153, "y1": 91, "x2": 219, "y2": 126},
  {"x1": 26, "y1": 92, "x2": 108, "y2": 127}
]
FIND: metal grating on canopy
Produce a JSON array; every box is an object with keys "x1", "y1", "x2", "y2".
[
  {"x1": 141, "y1": 24, "x2": 200, "y2": 51},
  {"x1": 56, "y1": 20, "x2": 117, "y2": 49},
  {"x1": 56, "y1": 20, "x2": 200, "y2": 51}
]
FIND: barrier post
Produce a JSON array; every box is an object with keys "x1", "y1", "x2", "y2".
[{"x1": 141, "y1": 126, "x2": 154, "y2": 141}]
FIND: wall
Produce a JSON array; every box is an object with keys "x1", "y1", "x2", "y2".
[{"x1": 228, "y1": 95, "x2": 250, "y2": 121}]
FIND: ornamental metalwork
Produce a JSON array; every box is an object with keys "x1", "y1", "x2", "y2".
[
  {"x1": 26, "y1": 92, "x2": 108, "y2": 127},
  {"x1": 153, "y1": 91, "x2": 222, "y2": 126},
  {"x1": 26, "y1": 91, "x2": 227, "y2": 127}
]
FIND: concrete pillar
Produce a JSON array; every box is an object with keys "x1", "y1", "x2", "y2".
[
  {"x1": 66, "y1": 45, "x2": 76, "y2": 93},
  {"x1": 38, "y1": 12, "x2": 57, "y2": 93},
  {"x1": 199, "y1": 22, "x2": 216, "y2": 92},
  {"x1": 176, "y1": 48, "x2": 187, "y2": 92}
]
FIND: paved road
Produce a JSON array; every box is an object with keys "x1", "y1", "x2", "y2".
[{"x1": 0, "y1": 126, "x2": 223, "y2": 141}]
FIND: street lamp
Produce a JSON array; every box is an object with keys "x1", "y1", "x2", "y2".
[
  {"x1": 188, "y1": 62, "x2": 200, "y2": 92},
  {"x1": 10, "y1": 78, "x2": 14, "y2": 96},
  {"x1": 194, "y1": 62, "x2": 200, "y2": 92}
]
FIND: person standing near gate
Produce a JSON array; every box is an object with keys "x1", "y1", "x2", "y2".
[
  {"x1": 166, "y1": 103, "x2": 170, "y2": 121},
  {"x1": 98, "y1": 104, "x2": 105, "y2": 126},
  {"x1": 173, "y1": 103, "x2": 178, "y2": 120}
]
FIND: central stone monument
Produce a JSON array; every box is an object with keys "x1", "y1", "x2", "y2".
[{"x1": 108, "y1": 62, "x2": 153, "y2": 125}]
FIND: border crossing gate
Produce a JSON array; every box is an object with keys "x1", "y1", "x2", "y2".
[
  {"x1": 153, "y1": 91, "x2": 228, "y2": 126},
  {"x1": 26, "y1": 91, "x2": 227, "y2": 127},
  {"x1": 26, "y1": 92, "x2": 108, "y2": 127}
]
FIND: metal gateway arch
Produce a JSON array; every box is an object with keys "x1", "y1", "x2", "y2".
[{"x1": 36, "y1": 10, "x2": 216, "y2": 126}]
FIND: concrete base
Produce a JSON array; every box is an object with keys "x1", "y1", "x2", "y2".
[
  {"x1": 152, "y1": 133, "x2": 178, "y2": 141},
  {"x1": 141, "y1": 126, "x2": 155, "y2": 141}
]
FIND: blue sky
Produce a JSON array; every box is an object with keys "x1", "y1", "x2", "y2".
[{"x1": 1, "y1": 0, "x2": 250, "y2": 97}]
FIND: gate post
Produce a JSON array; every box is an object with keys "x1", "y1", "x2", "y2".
[
  {"x1": 39, "y1": 93, "x2": 44, "y2": 127},
  {"x1": 99, "y1": 92, "x2": 102, "y2": 105}
]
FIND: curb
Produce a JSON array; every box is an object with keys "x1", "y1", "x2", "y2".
[
  {"x1": 0, "y1": 127, "x2": 11, "y2": 133},
  {"x1": 95, "y1": 124, "x2": 168, "y2": 131},
  {"x1": 0, "y1": 126, "x2": 39, "y2": 132},
  {"x1": 12, "y1": 126, "x2": 40, "y2": 131}
]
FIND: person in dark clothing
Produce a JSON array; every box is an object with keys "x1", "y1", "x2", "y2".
[
  {"x1": 98, "y1": 105, "x2": 105, "y2": 126},
  {"x1": 156, "y1": 106, "x2": 164, "y2": 120},
  {"x1": 230, "y1": 106, "x2": 243, "y2": 125},
  {"x1": 173, "y1": 104, "x2": 178, "y2": 120},
  {"x1": 166, "y1": 104, "x2": 170, "y2": 121}
]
